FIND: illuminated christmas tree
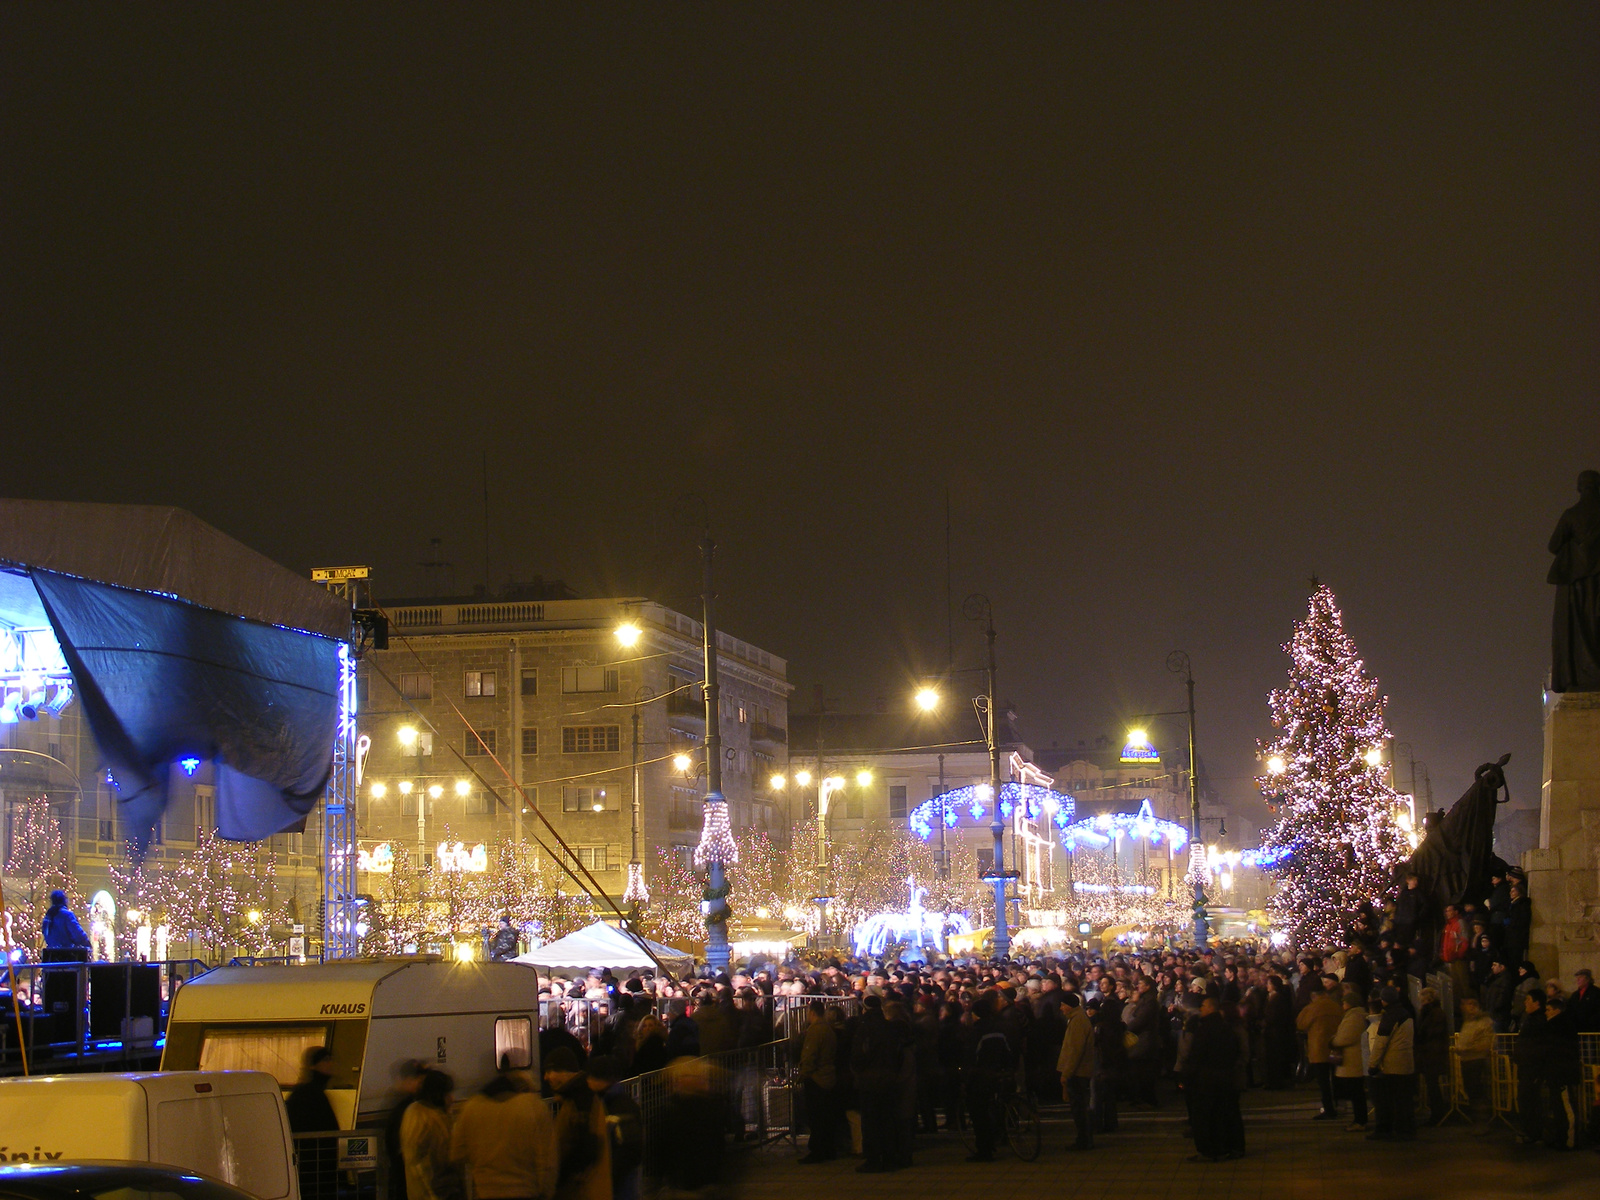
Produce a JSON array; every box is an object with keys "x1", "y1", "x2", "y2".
[
  {"x1": 1258, "y1": 583, "x2": 1409, "y2": 946},
  {"x1": 2, "y1": 797, "x2": 81, "y2": 956}
]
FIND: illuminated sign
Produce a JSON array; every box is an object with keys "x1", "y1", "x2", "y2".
[
  {"x1": 1120, "y1": 732, "x2": 1160, "y2": 763},
  {"x1": 358, "y1": 843, "x2": 395, "y2": 874},
  {"x1": 437, "y1": 841, "x2": 489, "y2": 873}
]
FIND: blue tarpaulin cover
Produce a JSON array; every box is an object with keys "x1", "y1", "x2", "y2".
[{"x1": 0, "y1": 501, "x2": 349, "y2": 846}]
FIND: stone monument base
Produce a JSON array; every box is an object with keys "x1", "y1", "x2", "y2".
[{"x1": 1523, "y1": 689, "x2": 1600, "y2": 980}]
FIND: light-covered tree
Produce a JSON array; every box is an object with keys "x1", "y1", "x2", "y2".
[
  {"x1": 3, "y1": 798, "x2": 81, "y2": 956},
  {"x1": 1257, "y1": 583, "x2": 1410, "y2": 947}
]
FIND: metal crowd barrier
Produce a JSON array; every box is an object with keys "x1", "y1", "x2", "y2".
[
  {"x1": 1442, "y1": 1032, "x2": 1494, "y2": 1125},
  {"x1": 625, "y1": 1039, "x2": 797, "y2": 1167},
  {"x1": 1488, "y1": 1031, "x2": 1598, "y2": 1137},
  {"x1": 1490, "y1": 1032, "x2": 1519, "y2": 1128},
  {"x1": 771, "y1": 993, "x2": 860, "y2": 1040},
  {"x1": 291, "y1": 1129, "x2": 388, "y2": 1200},
  {"x1": 1583, "y1": 1032, "x2": 1600, "y2": 1120}
]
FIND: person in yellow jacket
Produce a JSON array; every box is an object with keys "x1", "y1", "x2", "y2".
[
  {"x1": 1296, "y1": 976, "x2": 1344, "y2": 1121},
  {"x1": 1330, "y1": 988, "x2": 1371, "y2": 1131},
  {"x1": 546, "y1": 1047, "x2": 612, "y2": 1200},
  {"x1": 1366, "y1": 986, "x2": 1416, "y2": 1141},
  {"x1": 451, "y1": 1064, "x2": 559, "y2": 1200},
  {"x1": 401, "y1": 1070, "x2": 459, "y2": 1200},
  {"x1": 1055, "y1": 992, "x2": 1096, "y2": 1152}
]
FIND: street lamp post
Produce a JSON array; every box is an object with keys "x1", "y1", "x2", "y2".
[
  {"x1": 965, "y1": 594, "x2": 1011, "y2": 960},
  {"x1": 625, "y1": 684, "x2": 652, "y2": 917},
  {"x1": 1170, "y1": 651, "x2": 1207, "y2": 950},
  {"x1": 1122, "y1": 654, "x2": 1209, "y2": 947}
]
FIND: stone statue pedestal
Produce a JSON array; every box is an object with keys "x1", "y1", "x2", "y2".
[{"x1": 1523, "y1": 689, "x2": 1600, "y2": 979}]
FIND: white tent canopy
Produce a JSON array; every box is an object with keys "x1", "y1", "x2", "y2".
[{"x1": 513, "y1": 921, "x2": 694, "y2": 977}]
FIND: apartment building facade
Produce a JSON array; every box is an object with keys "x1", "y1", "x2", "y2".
[{"x1": 360, "y1": 595, "x2": 791, "y2": 899}]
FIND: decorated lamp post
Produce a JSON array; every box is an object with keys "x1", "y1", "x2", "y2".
[
  {"x1": 624, "y1": 683, "x2": 652, "y2": 917},
  {"x1": 693, "y1": 530, "x2": 736, "y2": 972}
]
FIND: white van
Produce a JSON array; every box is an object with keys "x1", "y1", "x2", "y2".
[
  {"x1": 0, "y1": 1070, "x2": 297, "y2": 1200},
  {"x1": 160, "y1": 958, "x2": 541, "y2": 1128}
]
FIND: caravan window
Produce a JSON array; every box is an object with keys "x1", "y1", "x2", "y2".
[
  {"x1": 494, "y1": 1016, "x2": 533, "y2": 1070},
  {"x1": 197, "y1": 1025, "x2": 332, "y2": 1085}
]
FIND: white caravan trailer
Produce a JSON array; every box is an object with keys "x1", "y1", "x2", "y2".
[{"x1": 160, "y1": 958, "x2": 540, "y2": 1128}]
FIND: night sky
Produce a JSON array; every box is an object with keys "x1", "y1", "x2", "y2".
[{"x1": 4, "y1": 6, "x2": 1595, "y2": 829}]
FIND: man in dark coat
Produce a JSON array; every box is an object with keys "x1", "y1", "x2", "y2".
[
  {"x1": 1183, "y1": 995, "x2": 1242, "y2": 1162},
  {"x1": 850, "y1": 994, "x2": 908, "y2": 1173},
  {"x1": 1343, "y1": 944, "x2": 1373, "y2": 1002},
  {"x1": 1504, "y1": 879, "x2": 1532, "y2": 967},
  {"x1": 286, "y1": 1046, "x2": 340, "y2": 1200},
  {"x1": 1513, "y1": 991, "x2": 1552, "y2": 1145},
  {"x1": 40, "y1": 890, "x2": 91, "y2": 954},
  {"x1": 1569, "y1": 968, "x2": 1600, "y2": 1034},
  {"x1": 961, "y1": 992, "x2": 1009, "y2": 1163},
  {"x1": 488, "y1": 916, "x2": 519, "y2": 961}
]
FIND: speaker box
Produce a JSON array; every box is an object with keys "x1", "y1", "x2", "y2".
[{"x1": 89, "y1": 963, "x2": 162, "y2": 1039}]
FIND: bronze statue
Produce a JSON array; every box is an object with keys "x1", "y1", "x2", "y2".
[
  {"x1": 1548, "y1": 469, "x2": 1600, "y2": 692},
  {"x1": 1404, "y1": 754, "x2": 1511, "y2": 915}
]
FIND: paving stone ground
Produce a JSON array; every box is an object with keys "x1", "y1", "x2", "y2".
[{"x1": 733, "y1": 1088, "x2": 1596, "y2": 1200}]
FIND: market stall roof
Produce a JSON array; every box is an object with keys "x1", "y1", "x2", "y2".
[
  {"x1": 0, "y1": 500, "x2": 349, "y2": 844},
  {"x1": 512, "y1": 921, "x2": 694, "y2": 976}
]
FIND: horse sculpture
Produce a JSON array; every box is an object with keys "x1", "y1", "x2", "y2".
[{"x1": 1404, "y1": 753, "x2": 1512, "y2": 914}]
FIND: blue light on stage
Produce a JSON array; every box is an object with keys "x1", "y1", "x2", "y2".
[{"x1": 179, "y1": 757, "x2": 201, "y2": 776}]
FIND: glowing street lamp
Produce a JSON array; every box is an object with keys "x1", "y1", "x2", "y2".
[
  {"x1": 455, "y1": 779, "x2": 471, "y2": 797},
  {"x1": 614, "y1": 622, "x2": 642, "y2": 648},
  {"x1": 370, "y1": 781, "x2": 388, "y2": 799},
  {"x1": 397, "y1": 725, "x2": 418, "y2": 748},
  {"x1": 428, "y1": 783, "x2": 443, "y2": 800},
  {"x1": 769, "y1": 773, "x2": 787, "y2": 791},
  {"x1": 794, "y1": 769, "x2": 812, "y2": 787},
  {"x1": 1266, "y1": 755, "x2": 1287, "y2": 776},
  {"x1": 1363, "y1": 746, "x2": 1384, "y2": 767},
  {"x1": 673, "y1": 753, "x2": 693, "y2": 773},
  {"x1": 855, "y1": 769, "x2": 873, "y2": 787},
  {"x1": 915, "y1": 687, "x2": 941, "y2": 713}
]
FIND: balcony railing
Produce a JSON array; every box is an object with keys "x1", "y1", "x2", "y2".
[{"x1": 750, "y1": 722, "x2": 787, "y2": 745}]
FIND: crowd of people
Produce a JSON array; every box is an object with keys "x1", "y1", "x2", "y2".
[{"x1": 280, "y1": 879, "x2": 1596, "y2": 1200}]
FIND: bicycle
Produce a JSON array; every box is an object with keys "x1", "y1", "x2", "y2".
[{"x1": 958, "y1": 1083, "x2": 1042, "y2": 1161}]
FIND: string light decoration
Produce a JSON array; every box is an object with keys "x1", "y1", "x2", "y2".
[
  {"x1": 3, "y1": 797, "x2": 83, "y2": 956},
  {"x1": 693, "y1": 800, "x2": 739, "y2": 869},
  {"x1": 1059, "y1": 799, "x2": 1190, "y2": 851},
  {"x1": 1257, "y1": 583, "x2": 1410, "y2": 947},
  {"x1": 908, "y1": 782, "x2": 1076, "y2": 841},
  {"x1": 159, "y1": 829, "x2": 289, "y2": 961},
  {"x1": 623, "y1": 861, "x2": 650, "y2": 907},
  {"x1": 1185, "y1": 841, "x2": 1210, "y2": 889}
]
